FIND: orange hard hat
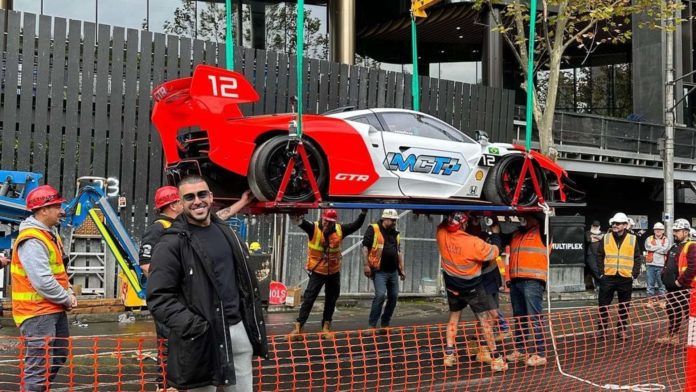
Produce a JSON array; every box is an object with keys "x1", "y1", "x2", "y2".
[
  {"x1": 26, "y1": 185, "x2": 66, "y2": 211},
  {"x1": 154, "y1": 186, "x2": 180, "y2": 209},
  {"x1": 321, "y1": 209, "x2": 338, "y2": 222}
]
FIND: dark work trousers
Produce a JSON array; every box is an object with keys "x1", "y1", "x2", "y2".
[
  {"x1": 666, "y1": 289, "x2": 690, "y2": 336},
  {"x1": 297, "y1": 272, "x2": 341, "y2": 326},
  {"x1": 598, "y1": 276, "x2": 633, "y2": 333}
]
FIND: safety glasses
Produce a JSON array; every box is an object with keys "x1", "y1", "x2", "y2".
[{"x1": 182, "y1": 190, "x2": 211, "y2": 202}]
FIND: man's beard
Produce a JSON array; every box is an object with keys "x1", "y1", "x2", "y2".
[{"x1": 185, "y1": 204, "x2": 211, "y2": 224}]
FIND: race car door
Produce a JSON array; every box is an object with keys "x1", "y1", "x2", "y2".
[{"x1": 377, "y1": 112, "x2": 480, "y2": 198}]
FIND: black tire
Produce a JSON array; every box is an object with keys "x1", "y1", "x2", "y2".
[
  {"x1": 248, "y1": 136, "x2": 327, "y2": 202},
  {"x1": 482, "y1": 154, "x2": 546, "y2": 206}
]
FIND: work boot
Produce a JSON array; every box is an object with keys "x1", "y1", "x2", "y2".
[
  {"x1": 495, "y1": 330, "x2": 512, "y2": 342},
  {"x1": 476, "y1": 346, "x2": 492, "y2": 364},
  {"x1": 506, "y1": 350, "x2": 525, "y2": 363},
  {"x1": 670, "y1": 335, "x2": 681, "y2": 346},
  {"x1": 491, "y1": 356, "x2": 508, "y2": 372},
  {"x1": 289, "y1": 322, "x2": 303, "y2": 341},
  {"x1": 443, "y1": 352, "x2": 457, "y2": 368},
  {"x1": 363, "y1": 326, "x2": 377, "y2": 336},
  {"x1": 526, "y1": 354, "x2": 547, "y2": 367},
  {"x1": 321, "y1": 321, "x2": 334, "y2": 339}
]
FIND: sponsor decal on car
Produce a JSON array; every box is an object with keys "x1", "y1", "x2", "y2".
[
  {"x1": 335, "y1": 173, "x2": 370, "y2": 181},
  {"x1": 479, "y1": 155, "x2": 497, "y2": 167},
  {"x1": 383, "y1": 153, "x2": 461, "y2": 175},
  {"x1": 487, "y1": 147, "x2": 500, "y2": 155}
]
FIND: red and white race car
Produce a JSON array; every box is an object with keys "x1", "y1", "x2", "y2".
[{"x1": 151, "y1": 65, "x2": 578, "y2": 207}]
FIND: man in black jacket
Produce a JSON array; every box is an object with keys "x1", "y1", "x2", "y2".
[
  {"x1": 147, "y1": 175, "x2": 267, "y2": 392},
  {"x1": 597, "y1": 212, "x2": 642, "y2": 340},
  {"x1": 658, "y1": 218, "x2": 696, "y2": 345}
]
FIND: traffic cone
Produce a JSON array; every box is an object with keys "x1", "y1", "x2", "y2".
[{"x1": 686, "y1": 291, "x2": 696, "y2": 391}]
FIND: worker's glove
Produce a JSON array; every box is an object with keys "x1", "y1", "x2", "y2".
[
  {"x1": 399, "y1": 271, "x2": 406, "y2": 281},
  {"x1": 505, "y1": 280, "x2": 511, "y2": 288}
]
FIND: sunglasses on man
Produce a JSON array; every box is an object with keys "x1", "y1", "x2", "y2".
[{"x1": 182, "y1": 190, "x2": 211, "y2": 202}]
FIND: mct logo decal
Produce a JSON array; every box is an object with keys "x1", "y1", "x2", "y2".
[{"x1": 383, "y1": 153, "x2": 461, "y2": 175}]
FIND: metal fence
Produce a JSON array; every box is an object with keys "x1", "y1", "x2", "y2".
[{"x1": 515, "y1": 109, "x2": 696, "y2": 159}]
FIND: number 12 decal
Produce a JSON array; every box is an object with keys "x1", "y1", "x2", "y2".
[{"x1": 208, "y1": 75, "x2": 239, "y2": 98}]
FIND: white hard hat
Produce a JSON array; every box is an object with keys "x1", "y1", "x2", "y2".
[
  {"x1": 674, "y1": 218, "x2": 691, "y2": 231},
  {"x1": 653, "y1": 222, "x2": 665, "y2": 230},
  {"x1": 690, "y1": 228, "x2": 696, "y2": 240},
  {"x1": 627, "y1": 217, "x2": 635, "y2": 226},
  {"x1": 381, "y1": 209, "x2": 399, "y2": 220},
  {"x1": 609, "y1": 212, "x2": 629, "y2": 225}
]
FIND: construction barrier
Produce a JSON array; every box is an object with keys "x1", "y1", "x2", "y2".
[{"x1": 0, "y1": 291, "x2": 693, "y2": 391}]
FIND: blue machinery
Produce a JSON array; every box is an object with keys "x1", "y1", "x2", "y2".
[{"x1": 0, "y1": 170, "x2": 146, "y2": 299}]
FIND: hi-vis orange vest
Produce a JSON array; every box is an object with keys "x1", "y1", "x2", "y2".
[
  {"x1": 306, "y1": 223, "x2": 343, "y2": 275},
  {"x1": 509, "y1": 226, "x2": 549, "y2": 282},
  {"x1": 436, "y1": 226, "x2": 499, "y2": 280},
  {"x1": 678, "y1": 241, "x2": 696, "y2": 287},
  {"x1": 367, "y1": 223, "x2": 401, "y2": 270},
  {"x1": 11, "y1": 227, "x2": 69, "y2": 327},
  {"x1": 603, "y1": 232, "x2": 636, "y2": 278}
]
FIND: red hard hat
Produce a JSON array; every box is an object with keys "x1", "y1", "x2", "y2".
[
  {"x1": 154, "y1": 186, "x2": 180, "y2": 210},
  {"x1": 445, "y1": 212, "x2": 469, "y2": 232},
  {"x1": 26, "y1": 185, "x2": 66, "y2": 211},
  {"x1": 321, "y1": 209, "x2": 338, "y2": 222}
]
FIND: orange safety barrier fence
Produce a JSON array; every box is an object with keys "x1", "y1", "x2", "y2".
[{"x1": 0, "y1": 291, "x2": 694, "y2": 391}]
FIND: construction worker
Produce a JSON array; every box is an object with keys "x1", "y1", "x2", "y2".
[
  {"x1": 436, "y1": 212, "x2": 507, "y2": 372},
  {"x1": 644, "y1": 222, "x2": 669, "y2": 299},
  {"x1": 11, "y1": 185, "x2": 77, "y2": 391},
  {"x1": 493, "y1": 213, "x2": 549, "y2": 367},
  {"x1": 597, "y1": 212, "x2": 642, "y2": 340},
  {"x1": 139, "y1": 186, "x2": 254, "y2": 391},
  {"x1": 658, "y1": 218, "x2": 696, "y2": 345},
  {"x1": 362, "y1": 209, "x2": 405, "y2": 330},
  {"x1": 289, "y1": 209, "x2": 367, "y2": 339}
]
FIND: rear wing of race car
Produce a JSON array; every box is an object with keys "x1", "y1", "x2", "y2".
[{"x1": 151, "y1": 65, "x2": 260, "y2": 164}]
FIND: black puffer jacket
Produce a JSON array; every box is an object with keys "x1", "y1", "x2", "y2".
[{"x1": 146, "y1": 214, "x2": 268, "y2": 390}]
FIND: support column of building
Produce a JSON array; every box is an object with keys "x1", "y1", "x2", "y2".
[
  {"x1": 632, "y1": 13, "x2": 666, "y2": 123},
  {"x1": 250, "y1": 1, "x2": 265, "y2": 50},
  {"x1": 0, "y1": 0, "x2": 12, "y2": 10},
  {"x1": 329, "y1": 0, "x2": 355, "y2": 65},
  {"x1": 482, "y1": 7, "x2": 503, "y2": 88}
]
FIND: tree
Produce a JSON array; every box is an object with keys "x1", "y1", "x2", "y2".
[
  {"x1": 474, "y1": 0, "x2": 682, "y2": 159},
  {"x1": 162, "y1": 1, "x2": 328, "y2": 60},
  {"x1": 264, "y1": 3, "x2": 328, "y2": 60}
]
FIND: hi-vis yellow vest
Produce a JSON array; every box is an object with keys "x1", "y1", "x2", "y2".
[
  {"x1": 156, "y1": 219, "x2": 173, "y2": 229},
  {"x1": 603, "y1": 233, "x2": 636, "y2": 278},
  {"x1": 306, "y1": 223, "x2": 343, "y2": 275},
  {"x1": 11, "y1": 228, "x2": 69, "y2": 327},
  {"x1": 367, "y1": 224, "x2": 400, "y2": 270}
]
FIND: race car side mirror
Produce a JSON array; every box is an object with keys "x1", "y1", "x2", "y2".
[{"x1": 475, "y1": 130, "x2": 489, "y2": 145}]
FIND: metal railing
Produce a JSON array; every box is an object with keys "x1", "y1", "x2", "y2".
[{"x1": 515, "y1": 110, "x2": 696, "y2": 160}]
